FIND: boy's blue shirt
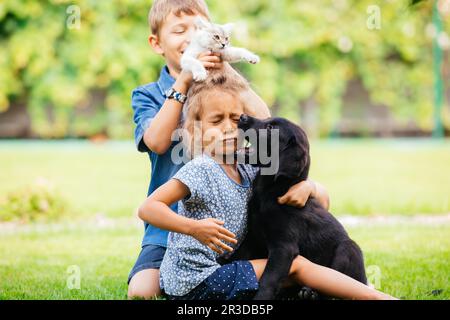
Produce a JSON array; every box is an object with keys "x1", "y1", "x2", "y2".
[{"x1": 131, "y1": 65, "x2": 183, "y2": 247}]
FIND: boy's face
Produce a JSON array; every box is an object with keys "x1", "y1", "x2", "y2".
[
  {"x1": 200, "y1": 90, "x2": 244, "y2": 157},
  {"x1": 149, "y1": 12, "x2": 206, "y2": 77}
]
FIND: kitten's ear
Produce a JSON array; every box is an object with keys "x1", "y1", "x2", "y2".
[
  {"x1": 222, "y1": 23, "x2": 234, "y2": 35},
  {"x1": 194, "y1": 16, "x2": 210, "y2": 30}
]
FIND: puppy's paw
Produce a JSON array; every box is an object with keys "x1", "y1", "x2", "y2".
[{"x1": 297, "y1": 287, "x2": 320, "y2": 300}]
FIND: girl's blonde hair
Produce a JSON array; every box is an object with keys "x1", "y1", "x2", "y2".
[{"x1": 182, "y1": 70, "x2": 255, "y2": 159}]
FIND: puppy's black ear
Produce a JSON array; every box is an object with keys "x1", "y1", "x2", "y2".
[
  {"x1": 283, "y1": 135, "x2": 299, "y2": 151},
  {"x1": 273, "y1": 133, "x2": 310, "y2": 183},
  {"x1": 273, "y1": 135, "x2": 301, "y2": 183},
  {"x1": 273, "y1": 165, "x2": 299, "y2": 184}
]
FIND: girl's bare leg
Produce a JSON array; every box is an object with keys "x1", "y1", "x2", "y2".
[
  {"x1": 128, "y1": 269, "x2": 161, "y2": 300},
  {"x1": 249, "y1": 257, "x2": 397, "y2": 300}
]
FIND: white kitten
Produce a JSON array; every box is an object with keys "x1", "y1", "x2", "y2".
[{"x1": 181, "y1": 17, "x2": 260, "y2": 82}]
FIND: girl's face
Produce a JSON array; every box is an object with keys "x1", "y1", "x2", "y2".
[{"x1": 200, "y1": 90, "x2": 244, "y2": 157}]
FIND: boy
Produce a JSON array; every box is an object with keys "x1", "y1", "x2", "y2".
[{"x1": 128, "y1": 0, "x2": 330, "y2": 299}]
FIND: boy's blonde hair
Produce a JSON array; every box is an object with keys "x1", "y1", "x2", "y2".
[
  {"x1": 149, "y1": 0, "x2": 210, "y2": 36},
  {"x1": 182, "y1": 71, "x2": 255, "y2": 158}
]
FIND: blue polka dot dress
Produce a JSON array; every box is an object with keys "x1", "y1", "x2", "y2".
[{"x1": 159, "y1": 154, "x2": 260, "y2": 299}]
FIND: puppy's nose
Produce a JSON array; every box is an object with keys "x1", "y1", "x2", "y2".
[{"x1": 240, "y1": 114, "x2": 248, "y2": 124}]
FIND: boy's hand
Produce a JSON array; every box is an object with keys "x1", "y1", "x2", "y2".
[
  {"x1": 178, "y1": 51, "x2": 223, "y2": 88},
  {"x1": 188, "y1": 218, "x2": 237, "y2": 255},
  {"x1": 198, "y1": 51, "x2": 223, "y2": 70},
  {"x1": 278, "y1": 180, "x2": 316, "y2": 208}
]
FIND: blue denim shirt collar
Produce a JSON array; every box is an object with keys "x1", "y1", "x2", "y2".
[{"x1": 157, "y1": 65, "x2": 176, "y2": 98}]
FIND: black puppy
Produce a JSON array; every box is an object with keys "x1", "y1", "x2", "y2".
[{"x1": 220, "y1": 114, "x2": 367, "y2": 300}]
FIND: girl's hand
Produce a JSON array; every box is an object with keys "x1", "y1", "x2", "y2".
[
  {"x1": 278, "y1": 180, "x2": 316, "y2": 208},
  {"x1": 188, "y1": 218, "x2": 237, "y2": 254},
  {"x1": 198, "y1": 51, "x2": 223, "y2": 70}
]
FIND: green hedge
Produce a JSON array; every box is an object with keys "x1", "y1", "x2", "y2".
[{"x1": 0, "y1": 0, "x2": 449, "y2": 138}]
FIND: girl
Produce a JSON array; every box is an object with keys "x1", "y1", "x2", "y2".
[{"x1": 138, "y1": 82, "x2": 396, "y2": 300}]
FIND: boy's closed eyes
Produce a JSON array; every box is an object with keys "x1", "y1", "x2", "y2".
[{"x1": 171, "y1": 24, "x2": 188, "y2": 34}]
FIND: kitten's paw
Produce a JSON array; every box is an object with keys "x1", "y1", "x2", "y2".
[
  {"x1": 192, "y1": 68, "x2": 208, "y2": 82},
  {"x1": 245, "y1": 53, "x2": 260, "y2": 64}
]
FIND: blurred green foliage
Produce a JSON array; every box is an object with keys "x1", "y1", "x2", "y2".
[
  {"x1": 0, "y1": 179, "x2": 69, "y2": 222},
  {"x1": 0, "y1": 0, "x2": 449, "y2": 138}
]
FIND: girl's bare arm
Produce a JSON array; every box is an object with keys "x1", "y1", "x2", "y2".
[
  {"x1": 138, "y1": 179, "x2": 193, "y2": 235},
  {"x1": 138, "y1": 179, "x2": 237, "y2": 254}
]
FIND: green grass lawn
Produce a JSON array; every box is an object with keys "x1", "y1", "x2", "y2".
[
  {"x1": 310, "y1": 139, "x2": 450, "y2": 216},
  {"x1": 0, "y1": 220, "x2": 448, "y2": 300},
  {"x1": 0, "y1": 140, "x2": 149, "y2": 219},
  {"x1": 0, "y1": 139, "x2": 449, "y2": 300},
  {"x1": 1, "y1": 139, "x2": 449, "y2": 218}
]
